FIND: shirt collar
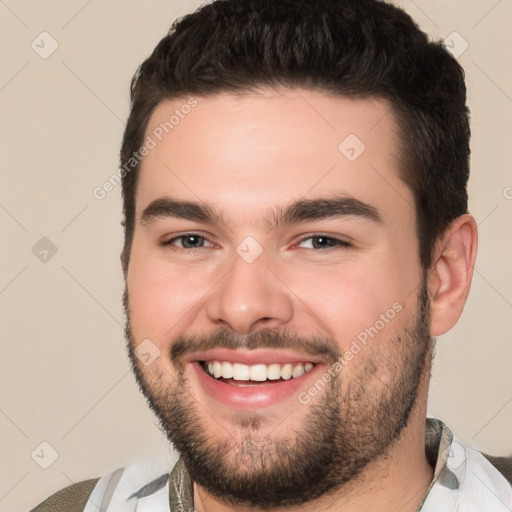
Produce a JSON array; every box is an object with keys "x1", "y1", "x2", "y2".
[{"x1": 416, "y1": 417, "x2": 455, "y2": 510}]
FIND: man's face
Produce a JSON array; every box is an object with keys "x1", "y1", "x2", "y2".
[{"x1": 123, "y1": 89, "x2": 432, "y2": 507}]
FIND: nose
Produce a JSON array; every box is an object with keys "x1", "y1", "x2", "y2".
[{"x1": 204, "y1": 249, "x2": 294, "y2": 334}]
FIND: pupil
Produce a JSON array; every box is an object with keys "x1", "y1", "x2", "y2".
[
  {"x1": 313, "y1": 236, "x2": 335, "y2": 249},
  {"x1": 183, "y1": 235, "x2": 202, "y2": 248}
]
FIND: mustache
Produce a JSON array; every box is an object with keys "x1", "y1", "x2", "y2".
[{"x1": 170, "y1": 328, "x2": 341, "y2": 366}]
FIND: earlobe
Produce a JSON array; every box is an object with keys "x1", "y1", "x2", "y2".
[{"x1": 428, "y1": 214, "x2": 478, "y2": 337}]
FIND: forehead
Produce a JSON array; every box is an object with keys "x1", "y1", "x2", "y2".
[{"x1": 136, "y1": 89, "x2": 413, "y2": 226}]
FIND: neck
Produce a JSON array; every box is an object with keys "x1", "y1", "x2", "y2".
[{"x1": 193, "y1": 408, "x2": 434, "y2": 512}]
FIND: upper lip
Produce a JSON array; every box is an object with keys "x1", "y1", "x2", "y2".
[{"x1": 184, "y1": 348, "x2": 325, "y2": 366}]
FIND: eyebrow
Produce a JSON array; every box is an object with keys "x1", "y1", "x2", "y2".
[
  {"x1": 139, "y1": 195, "x2": 382, "y2": 229},
  {"x1": 140, "y1": 197, "x2": 222, "y2": 226},
  {"x1": 278, "y1": 196, "x2": 382, "y2": 227}
]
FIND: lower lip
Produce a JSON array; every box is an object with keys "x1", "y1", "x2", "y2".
[{"x1": 190, "y1": 361, "x2": 324, "y2": 410}]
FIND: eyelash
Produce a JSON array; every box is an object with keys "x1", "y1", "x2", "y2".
[
  {"x1": 295, "y1": 235, "x2": 351, "y2": 250},
  {"x1": 160, "y1": 233, "x2": 352, "y2": 252},
  {"x1": 161, "y1": 233, "x2": 216, "y2": 252}
]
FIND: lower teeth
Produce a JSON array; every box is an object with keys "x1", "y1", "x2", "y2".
[{"x1": 220, "y1": 377, "x2": 283, "y2": 385}]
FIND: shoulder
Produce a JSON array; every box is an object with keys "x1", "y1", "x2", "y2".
[
  {"x1": 482, "y1": 452, "x2": 512, "y2": 486},
  {"x1": 29, "y1": 478, "x2": 100, "y2": 512},
  {"x1": 30, "y1": 453, "x2": 180, "y2": 511}
]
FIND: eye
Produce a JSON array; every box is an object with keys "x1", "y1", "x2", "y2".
[
  {"x1": 296, "y1": 235, "x2": 351, "y2": 250},
  {"x1": 162, "y1": 233, "x2": 215, "y2": 250}
]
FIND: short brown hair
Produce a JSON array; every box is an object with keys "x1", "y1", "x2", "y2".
[{"x1": 120, "y1": 0, "x2": 470, "y2": 271}]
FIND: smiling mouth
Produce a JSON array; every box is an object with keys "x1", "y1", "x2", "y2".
[{"x1": 200, "y1": 360, "x2": 316, "y2": 385}]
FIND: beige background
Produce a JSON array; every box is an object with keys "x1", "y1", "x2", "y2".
[{"x1": 0, "y1": 1, "x2": 511, "y2": 510}]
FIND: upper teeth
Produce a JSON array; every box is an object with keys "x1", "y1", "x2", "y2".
[{"x1": 205, "y1": 361, "x2": 314, "y2": 381}]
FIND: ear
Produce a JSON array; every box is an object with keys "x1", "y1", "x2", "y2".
[{"x1": 428, "y1": 214, "x2": 478, "y2": 337}]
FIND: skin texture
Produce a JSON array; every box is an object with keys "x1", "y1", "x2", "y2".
[{"x1": 122, "y1": 89, "x2": 478, "y2": 512}]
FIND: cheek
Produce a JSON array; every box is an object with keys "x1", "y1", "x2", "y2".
[
  {"x1": 284, "y1": 259, "x2": 411, "y2": 353},
  {"x1": 126, "y1": 253, "x2": 207, "y2": 347}
]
